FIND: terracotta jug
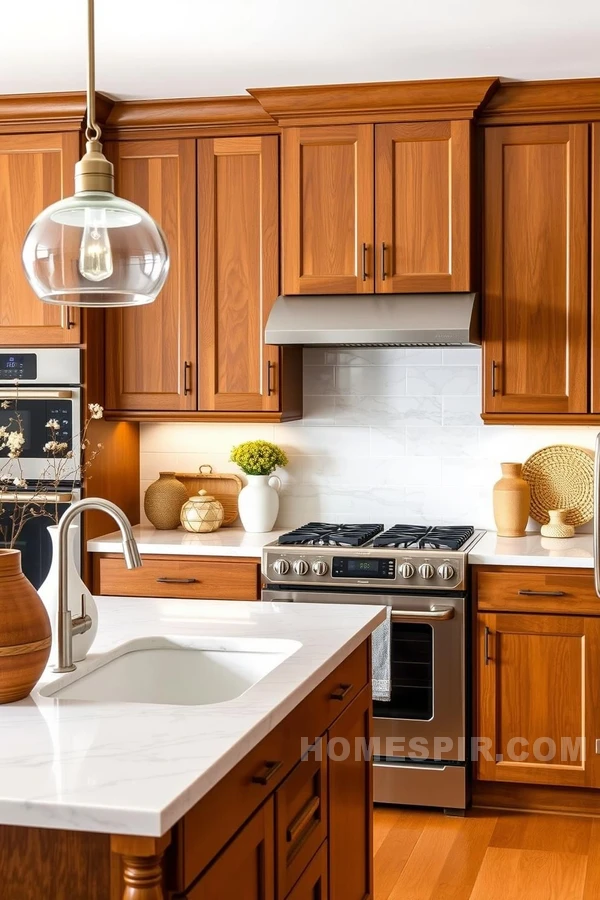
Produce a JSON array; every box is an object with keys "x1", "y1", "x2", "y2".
[
  {"x1": 0, "y1": 549, "x2": 51, "y2": 703},
  {"x1": 493, "y1": 463, "x2": 531, "y2": 537}
]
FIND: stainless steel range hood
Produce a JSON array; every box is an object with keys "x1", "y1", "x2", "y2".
[{"x1": 265, "y1": 292, "x2": 480, "y2": 347}]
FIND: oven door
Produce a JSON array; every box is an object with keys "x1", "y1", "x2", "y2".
[
  {"x1": 262, "y1": 587, "x2": 465, "y2": 762},
  {"x1": 0, "y1": 490, "x2": 80, "y2": 589},
  {"x1": 0, "y1": 388, "x2": 80, "y2": 479}
]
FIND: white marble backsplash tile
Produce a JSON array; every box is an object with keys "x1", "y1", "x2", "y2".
[{"x1": 140, "y1": 348, "x2": 600, "y2": 530}]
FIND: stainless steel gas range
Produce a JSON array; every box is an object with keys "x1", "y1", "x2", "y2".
[{"x1": 262, "y1": 522, "x2": 484, "y2": 812}]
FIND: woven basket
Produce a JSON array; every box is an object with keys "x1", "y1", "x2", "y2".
[{"x1": 522, "y1": 445, "x2": 594, "y2": 526}]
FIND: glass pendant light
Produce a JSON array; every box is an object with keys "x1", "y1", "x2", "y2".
[{"x1": 21, "y1": 0, "x2": 169, "y2": 307}]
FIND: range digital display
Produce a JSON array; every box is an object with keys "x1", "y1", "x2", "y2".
[{"x1": 332, "y1": 556, "x2": 395, "y2": 579}]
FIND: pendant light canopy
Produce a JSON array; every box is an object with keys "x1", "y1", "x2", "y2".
[{"x1": 21, "y1": 0, "x2": 169, "y2": 308}]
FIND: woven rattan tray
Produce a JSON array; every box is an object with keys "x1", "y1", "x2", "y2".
[
  {"x1": 522, "y1": 445, "x2": 594, "y2": 526},
  {"x1": 175, "y1": 465, "x2": 243, "y2": 527}
]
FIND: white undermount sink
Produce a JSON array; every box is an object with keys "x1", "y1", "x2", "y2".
[{"x1": 40, "y1": 635, "x2": 301, "y2": 706}]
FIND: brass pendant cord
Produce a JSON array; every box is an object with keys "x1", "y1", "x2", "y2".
[{"x1": 86, "y1": 0, "x2": 101, "y2": 142}]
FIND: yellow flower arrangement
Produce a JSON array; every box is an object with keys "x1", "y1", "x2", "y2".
[{"x1": 230, "y1": 440, "x2": 288, "y2": 476}]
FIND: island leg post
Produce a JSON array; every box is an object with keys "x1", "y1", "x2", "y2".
[{"x1": 111, "y1": 833, "x2": 171, "y2": 900}]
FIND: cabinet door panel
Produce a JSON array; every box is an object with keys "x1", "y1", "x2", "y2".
[
  {"x1": 285, "y1": 842, "x2": 327, "y2": 900},
  {"x1": 375, "y1": 121, "x2": 471, "y2": 292},
  {"x1": 591, "y1": 124, "x2": 600, "y2": 412},
  {"x1": 328, "y1": 684, "x2": 372, "y2": 900},
  {"x1": 477, "y1": 613, "x2": 600, "y2": 788},
  {"x1": 483, "y1": 124, "x2": 588, "y2": 415},
  {"x1": 187, "y1": 798, "x2": 274, "y2": 900},
  {"x1": 282, "y1": 125, "x2": 374, "y2": 294},
  {"x1": 198, "y1": 136, "x2": 279, "y2": 412},
  {"x1": 0, "y1": 132, "x2": 80, "y2": 345},
  {"x1": 105, "y1": 139, "x2": 197, "y2": 411}
]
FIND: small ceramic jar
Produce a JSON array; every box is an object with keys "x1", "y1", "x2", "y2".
[
  {"x1": 180, "y1": 490, "x2": 225, "y2": 533},
  {"x1": 540, "y1": 509, "x2": 575, "y2": 539}
]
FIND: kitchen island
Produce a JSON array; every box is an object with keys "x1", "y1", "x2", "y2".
[{"x1": 0, "y1": 596, "x2": 384, "y2": 899}]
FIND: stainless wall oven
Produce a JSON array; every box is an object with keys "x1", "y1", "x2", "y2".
[{"x1": 0, "y1": 349, "x2": 82, "y2": 588}]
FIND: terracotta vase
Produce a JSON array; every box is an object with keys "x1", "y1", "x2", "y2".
[
  {"x1": 493, "y1": 463, "x2": 531, "y2": 537},
  {"x1": 0, "y1": 549, "x2": 51, "y2": 704},
  {"x1": 144, "y1": 472, "x2": 188, "y2": 530}
]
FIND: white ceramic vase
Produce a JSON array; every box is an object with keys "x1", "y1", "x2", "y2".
[
  {"x1": 238, "y1": 474, "x2": 281, "y2": 533},
  {"x1": 38, "y1": 524, "x2": 98, "y2": 664}
]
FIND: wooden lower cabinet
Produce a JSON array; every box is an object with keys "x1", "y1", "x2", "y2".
[
  {"x1": 328, "y1": 685, "x2": 373, "y2": 900},
  {"x1": 186, "y1": 799, "x2": 275, "y2": 900},
  {"x1": 476, "y1": 611, "x2": 600, "y2": 788}
]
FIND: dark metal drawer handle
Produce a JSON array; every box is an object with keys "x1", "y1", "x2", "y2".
[
  {"x1": 518, "y1": 590, "x2": 566, "y2": 597},
  {"x1": 484, "y1": 625, "x2": 492, "y2": 665},
  {"x1": 330, "y1": 683, "x2": 353, "y2": 702},
  {"x1": 286, "y1": 796, "x2": 320, "y2": 844},
  {"x1": 251, "y1": 760, "x2": 283, "y2": 785},
  {"x1": 156, "y1": 577, "x2": 199, "y2": 584}
]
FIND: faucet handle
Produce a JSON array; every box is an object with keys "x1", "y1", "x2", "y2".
[{"x1": 71, "y1": 594, "x2": 93, "y2": 636}]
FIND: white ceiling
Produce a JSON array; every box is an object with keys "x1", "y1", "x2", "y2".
[{"x1": 2, "y1": 0, "x2": 600, "y2": 100}]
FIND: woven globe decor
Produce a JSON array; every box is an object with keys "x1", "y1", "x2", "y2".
[
  {"x1": 180, "y1": 490, "x2": 225, "y2": 533},
  {"x1": 522, "y1": 445, "x2": 594, "y2": 526}
]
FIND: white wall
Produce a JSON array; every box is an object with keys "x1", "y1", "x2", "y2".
[{"x1": 140, "y1": 348, "x2": 599, "y2": 531}]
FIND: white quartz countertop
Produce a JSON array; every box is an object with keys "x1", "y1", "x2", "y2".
[
  {"x1": 469, "y1": 531, "x2": 594, "y2": 568},
  {"x1": 0, "y1": 597, "x2": 384, "y2": 837},
  {"x1": 87, "y1": 525, "x2": 284, "y2": 557}
]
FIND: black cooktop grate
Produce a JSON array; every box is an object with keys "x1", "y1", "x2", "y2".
[
  {"x1": 373, "y1": 525, "x2": 475, "y2": 551},
  {"x1": 278, "y1": 523, "x2": 385, "y2": 547}
]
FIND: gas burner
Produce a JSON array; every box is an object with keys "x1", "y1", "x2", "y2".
[
  {"x1": 278, "y1": 523, "x2": 384, "y2": 548},
  {"x1": 373, "y1": 525, "x2": 475, "y2": 551}
]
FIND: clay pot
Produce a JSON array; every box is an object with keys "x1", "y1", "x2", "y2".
[
  {"x1": 493, "y1": 463, "x2": 531, "y2": 537},
  {"x1": 540, "y1": 509, "x2": 575, "y2": 539},
  {"x1": 144, "y1": 472, "x2": 188, "y2": 530},
  {"x1": 0, "y1": 550, "x2": 51, "y2": 703}
]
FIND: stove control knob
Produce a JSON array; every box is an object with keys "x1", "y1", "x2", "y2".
[
  {"x1": 418, "y1": 563, "x2": 435, "y2": 580},
  {"x1": 438, "y1": 563, "x2": 455, "y2": 581},
  {"x1": 273, "y1": 558, "x2": 290, "y2": 576},
  {"x1": 312, "y1": 560, "x2": 329, "y2": 576},
  {"x1": 399, "y1": 562, "x2": 415, "y2": 579},
  {"x1": 293, "y1": 559, "x2": 309, "y2": 576}
]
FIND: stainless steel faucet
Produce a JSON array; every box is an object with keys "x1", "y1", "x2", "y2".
[{"x1": 53, "y1": 497, "x2": 142, "y2": 673}]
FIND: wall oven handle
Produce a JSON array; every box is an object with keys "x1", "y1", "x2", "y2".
[
  {"x1": 0, "y1": 389, "x2": 73, "y2": 400},
  {"x1": 7, "y1": 492, "x2": 74, "y2": 503},
  {"x1": 391, "y1": 606, "x2": 454, "y2": 621}
]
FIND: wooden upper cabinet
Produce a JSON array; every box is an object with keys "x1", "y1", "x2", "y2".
[
  {"x1": 483, "y1": 124, "x2": 589, "y2": 416},
  {"x1": 282, "y1": 125, "x2": 374, "y2": 294},
  {"x1": 591, "y1": 124, "x2": 600, "y2": 413},
  {"x1": 198, "y1": 136, "x2": 280, "y2": 412},
  {"x1": 0, "y1": 132, "x2": 81, "y2": 345},
  {"x1": 104, "y1": 139, "x2": 197, "y2": 412},
  {"x1": 476, "y1": 612, "x2": 600, "y2": 789},
  {"x1": 375, "y1": 121, "x2": 471, "y2": 292}
]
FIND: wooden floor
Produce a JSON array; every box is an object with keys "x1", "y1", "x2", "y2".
[{"x1": 374, "y1": 806, "x2": 600, "y2": 899}]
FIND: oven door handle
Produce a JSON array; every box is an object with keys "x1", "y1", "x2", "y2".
[
  {"x1": 7, "y1": 492, "x2": 74, "y2": 503},
  {"x1": 0, "y1": 389, "x2": 73, "y2": 400},
  {"x1": 391, "y1": 606, "x2": 455, "y2": 621}
]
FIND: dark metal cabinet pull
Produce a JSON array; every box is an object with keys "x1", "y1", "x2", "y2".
[
  {"x1": 491, "y1": 360, "x2": 499, "y2": 396},
  {"x1": 183, "y1": 361, "x2": 192, "y2": 396},
  {"x1": 484, "y1": 626, "x2": 492, "y2": 665},
  {"x1": 380, "y1": 242, "x2": 387, "y2": 280},
  {"x1": 361, "y1": 242, "x2": 368, "y2": 281},
  {"x1": 251, "y1": 760, "x2": 283, "y2": 785},
  {"x1": 267, "y1": 360, "x2": 276, "y2": 396},
  {"x1": 518, "y1": 589, "x2": 566, "y2": 597},
  {"x1": 156, "y1": 577, "x2": 198, "y2": 584},
  {"x1": 330, "y1": 683, "x2": 353, "y2": 701}
]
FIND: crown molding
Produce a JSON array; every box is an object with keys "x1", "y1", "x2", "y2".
[
  {"x1": 0, "y1": 91, "x2": 114, "y2": 134},
  {"x1": 248, "y1": 77, "x2": 500, "y2": 125},
  {"x1": 105, "y1": 95, "x2": 277, "y2": 138},
  {"x1": 480, "y1": 78, "x2": 600, "y2": 123}
]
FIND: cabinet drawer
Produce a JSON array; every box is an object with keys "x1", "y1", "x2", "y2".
[
  {"x1": 96, "y1": 555, "x2": 260, "y2": 600},
  {"x1": 475, "y1": 568, "x2": 599, "y2": 615},
  {"x1": 275, "y1": 741, "x2": 327, "y2": 900},
  {"x1": 285, "y1": 841, "x2": 327, "y2": 900},
  {"x1": 173, "y1": 640, "x2": 369, "y2": 892}
]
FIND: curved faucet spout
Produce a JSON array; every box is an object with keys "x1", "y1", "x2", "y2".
[{"x1": 53, "y1": 498, "x2": 142, "y2": 673}]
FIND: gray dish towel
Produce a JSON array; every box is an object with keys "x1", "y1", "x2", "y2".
[{"x1": 371, "y1": 606, "x2": 392, "y2": 702}]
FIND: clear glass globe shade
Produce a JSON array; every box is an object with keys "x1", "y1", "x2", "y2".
[{"x1": 22, "y1": 192, "x2": 170, "y2": 307}]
